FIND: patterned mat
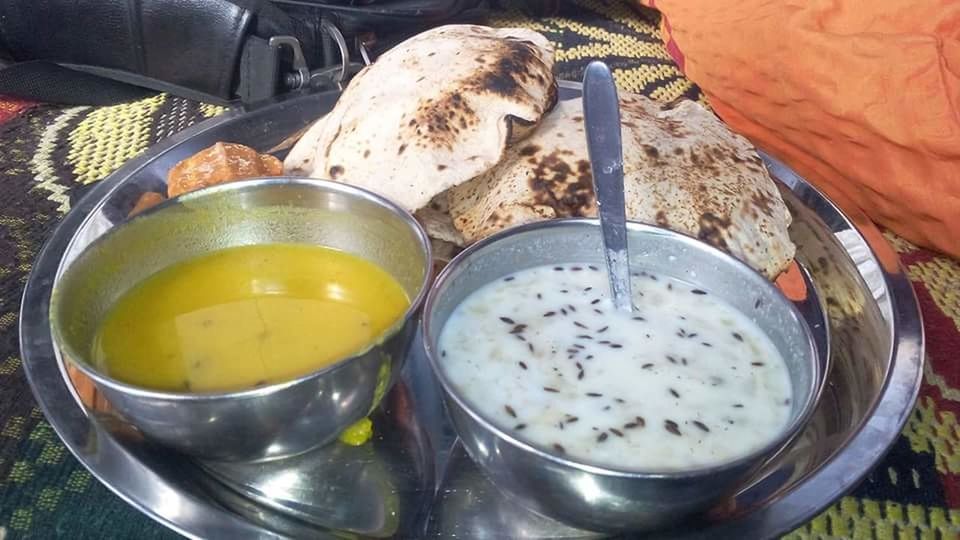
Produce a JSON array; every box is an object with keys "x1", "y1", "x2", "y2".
[{"x1": 1, "y1": 1, "x2": 958, "y2": 538}]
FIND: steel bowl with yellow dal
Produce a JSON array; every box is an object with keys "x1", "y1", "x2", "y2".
[{"x1": 50, "y1": 179, "x2": 432, "y2": 461}]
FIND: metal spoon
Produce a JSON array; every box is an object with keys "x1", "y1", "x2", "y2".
[{"x1": 582, "y1": 61, "x2": 633, "y2": 313}]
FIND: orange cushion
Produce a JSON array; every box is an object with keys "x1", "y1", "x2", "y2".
[{"x1": 639, "y1": 0, "x2": 960, "y2": 259}]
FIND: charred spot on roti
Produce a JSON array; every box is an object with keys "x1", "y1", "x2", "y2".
[
  {"x1": 525, "y1": 152, "x2": 595, "y2": 217},
  {"x1": 438, "y1": 164, "x2": 448, "y2": 171},
  {"x1": 655, "y1": 210, "x2": 670, "y2": 227},
  {"x1": 519, "y1": 144, "x2": 540, "y2": 156},
  {"x1": 329, "y1": 165, "x2": 345, "y2": 179},
  {"x1": 750, "y1": 190, "x2": 776, "y2": 217},
  {"x1": 697, "y1": 212, "x2": 731, "y2": 251},
  {"x1": 642, "y1": 145, "x2": 659, "y2": 159},
  {"x1": 398, "y1": 144, "x2": 408, "y2": 155},
  {"x1": 408, "y1": 90, "x2": 479, "y2": 150},
  {"x1": 323, "y1": 122, "x2": 343, "y2": 161}
]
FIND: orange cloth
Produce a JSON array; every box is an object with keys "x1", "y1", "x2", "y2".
[{"x1": 639, "y1": 0, "x2": 960, "y2": 258}]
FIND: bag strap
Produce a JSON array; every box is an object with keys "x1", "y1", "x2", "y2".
[{"x1": 0, "y1": 61, "x2": 158, "y2": 106}]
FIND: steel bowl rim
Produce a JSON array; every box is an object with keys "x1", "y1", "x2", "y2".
[
  {"x1": 50, "y1": 177, "x2": 433, "y2": 402},
  {"x1": 422, "y1": 217, "x2": 821, "y2": 480}
]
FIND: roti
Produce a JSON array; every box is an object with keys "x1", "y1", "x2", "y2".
[
  {"x1": 283, "y1": 24, "x2": 558, "y2": 213},
  {"x1": 446, "y1": 94, "x2": 796, "y2": 278}
]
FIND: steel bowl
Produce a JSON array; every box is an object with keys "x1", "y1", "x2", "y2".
[
  {"x1": 49, "y1": 178, "x2": 432, "y2": 462},
  {"x1": 422, "y1": 219, "x2": 820, "y2": 533}
]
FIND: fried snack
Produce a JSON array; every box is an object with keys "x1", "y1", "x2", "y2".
[
  {"x1": 128, "y1": 191, "x2": 166, "y2": 217},
  {"x1": 167, "y1": 142, "x2": 283, "y2": 198}
]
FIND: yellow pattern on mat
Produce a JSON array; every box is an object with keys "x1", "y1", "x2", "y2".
[
  {"x1": 67, "y1": 94, "x2": 166, "y2": 185},
  {"x1": 908, "y1": 258, "x2": 960, "y2": 330},
  {"x1": 30, "y1": 107, "x2": 89, "y2": 214},
  {"x1": 884, "y1": 231, "x2": 918, "y2": 255},
  {"x1": 490, "y1": 0, "x2": 702, "y2": 103},
  {"x1": 902, "y1": 396, "x2": 960, "y2": 475},
  {"x1": 784, "y1": 497, "x2": 960, "y2": 539}
]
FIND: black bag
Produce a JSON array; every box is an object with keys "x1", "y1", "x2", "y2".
[{"x1": 0, "y1": 0, "x2": 516, "y2": 106}]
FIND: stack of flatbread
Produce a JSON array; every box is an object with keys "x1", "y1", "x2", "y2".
[{"x1": 284, "y1": 25, "x2": 795, "y2": 279}]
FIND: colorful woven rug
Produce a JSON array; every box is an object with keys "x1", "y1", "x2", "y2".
[{"x1": 1, "y1": 1, "x2": 957, "y2": 538}]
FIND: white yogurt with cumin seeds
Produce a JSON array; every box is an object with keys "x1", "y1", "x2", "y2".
[{"x1": 437, "y1": 263, "x2": 793, "y2": 471}]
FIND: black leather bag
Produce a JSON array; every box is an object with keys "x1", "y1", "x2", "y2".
[{"x1": 0, "y1": 0, "x2": 498, "y2": 106}]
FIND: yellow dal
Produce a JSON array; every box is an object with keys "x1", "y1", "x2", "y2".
[{"x1": 92, "y1": 244, "x2": 409, "y2": 392}]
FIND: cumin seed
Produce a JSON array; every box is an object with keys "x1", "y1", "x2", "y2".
[
  {"x1": 610, "y1": 428, "x2": 624, "y2": 437},
  {"x1": 669, "y1": 388, "x2": 680, "y2": 398},
  {"x1": 642, "y1": 363, "x2": 654, "y2": 369},
  {"x1": 515, "y1": 423, "x2": 527, "y2": 430},
  {"x1": 500, "y1": 316, "x2": 516, "y2": 324},
  {"x1": 566, "y1": 416, "x2": 579, "y2": 423},
  {"x1": 574, "y1": 321, "x2": 588, "y2": 329},
  {"x1": 632, "y1": 316, "x2": 645, "y2": 321},
  {"x1": 586, "y1": 392, "x2": 603, "y2": 397},
  {"x1": 504, "y1": 276, "x2": 515, "y2": 282},
  {"x1": 553, "y1": 443, "x2": 566, "y2": 454},
  {"x1": 578, "y1": 370, "x2": 585, "y2": 380},
  {"x1": 518, "y1": 361, "x2": 528, "y2": 370},
  {"x1": 577, "y1": 335, "x2": 593, "y2": 340},
  {"x1": 597, "y1": 432, "x2": 609, "y2": 443},
  {"x1": 571, "y1": 266, "x2": 583, "y2": 271},
  {"x1": 561, "y1": 308, "x2": 568, "y2": 316},
  {"x1": 635, "y1": 416, "x2": 646, "y2": 427},
  {"x1": 614, "y1": 398, "x2": 625, "y2": 404},
  {"x1": 553, "y1": 266, "x2": 564, "y2": 271},
  {"x1": 590, "y1": 298, "x2": 601, "y2": 305},
  {"x1": 732, "y1": 332, "x2": 744, "y2": 341},
  {"x1": 543, "y1": 311, "x2": 556, "y2": 317},
  {"x1": 441, "y1": 350, "x2": 447, "y2": 357},
  {"x1": 664, "y1": 420, "x2": 681, "y2": 436},
  {"x1": 588, "y1": 265, "x2": 599, "y2": 271},
  {"x1": 537, "y1": 293, "x2": 542, "y2": 300},
  {"x1": 504, "y1": 405, "x2": 517, "y2": 418},
  {"x1": 733, "y1": 403, "x2": 744, "y2": 408},
  {"x1": 543, "y1": 387, "x2": 559, "y2": 393},
  {"x1": 692, "y1": 421, "x2": 710, "y2": 432},
  {"x1": 596, "y1": 326, "x2": 609, "y2": 333},
  {"x1": 702, "y1": 342, "x2": 713, "y2": 347},
  {"x1": 567, "y1": 304, "x2": 577, "y2": 312},
  {"x1": 594, "y1": 309, "x2": 603, "y2": 314},
  {"x1": 691, "y1": 289, "x2": 707, "y2": 295}
]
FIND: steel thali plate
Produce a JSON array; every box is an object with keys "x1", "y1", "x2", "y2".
[{"x1": 19, "y1": 84, "x2": 923, "y2": 539}]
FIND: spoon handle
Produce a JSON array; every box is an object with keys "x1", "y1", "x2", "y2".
[{"x1": 583, "y1": 61, "x2": 633, "y2": 312}]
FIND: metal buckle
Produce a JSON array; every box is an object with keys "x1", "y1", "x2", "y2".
[
  {"x1": 268, "y1": 36, "x2": 311, "y2": 90},
  {"x1": 269, "y1": 21, "x2": 371, "y2": 94}
]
